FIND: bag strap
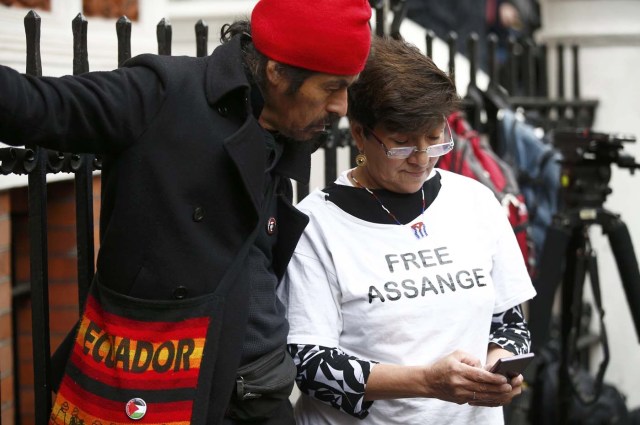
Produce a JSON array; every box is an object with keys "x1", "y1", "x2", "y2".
[
  {"x1": 206, "y1": 175, "x2": 283, "y2": 424},
  {"x1": 214, "y1": 175, "x2": 280, "y2": 296}
]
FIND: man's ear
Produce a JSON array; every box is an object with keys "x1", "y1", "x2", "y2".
[{"x1": 266, "y1": 60, "x2": 284, "y2": 89}]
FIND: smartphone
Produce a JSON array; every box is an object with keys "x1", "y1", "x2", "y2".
[{"x1": 489, "y1": 352, "x2": 535, "y2": 378}]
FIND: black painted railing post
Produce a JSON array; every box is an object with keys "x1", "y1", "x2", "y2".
[
  {"x1": 323, "y1": 124, "x2": 339, "y2": 188},
  {"x1": 487, "y1": 33, "x2": 499, "y2": 87},
  {"x1": 72, "y1": 13, "x2": 88, "y2": 77},
  {"x1": 24, "y1": 10, "x2": 52, "y2": 423},
  {"x1": 556, "y1": 44, "x2": 565, "y2": 98},
  {"x1": 295, "y1": 182, "x2": 309, "y2": 204},
  {"x1": 572, "y1": 44, "x2": 591, "y2": 127},
  {"x1": 425, "y1": 29, "x2": 434, "y2": 59},
  {"x1": 572, "y1": 44, "x2": 580, "y2": 99},
  {"x1": 538, "y1": 44, "x2": 549, "y2": 98},
  {"x1": 157, "y1": 18, "x2": 172, "y2": 56},
  {"x1": 371, "y1": 0, "x2": 385, "y2": 37},
  {"x1": 467, "y1": 33, "x2": 478, "y2": 90},
  {"x1": 556, "y1": 43, "x2": 566, "y2": 125},
  {"x1": 116, "y1": 16, "x2": 132, "y2": 67},
  {"x1": 507, "y1": 35, "x2": 518, "y2": 94},
  {"x1": 195, "y1": 19, "x2": 209, "y2": 58},
  {"x1": 523, "y1": 38, "x2": 536, "y2": 97},
  {"x1": 389, "y1": 0, "x2": 407, "y2": 40},
  {"x1": 447, "y1": 31, "x2": 457, "y2": 86},
  {"x1": 465, "y1": 33, "x2": 482, "y2": 129},
  {"x1": 72, "y1": 13, "x2": 95, "y2": 311},
  {"x1": 537, "y1": 43, "x2": 551, "y2": 124}
]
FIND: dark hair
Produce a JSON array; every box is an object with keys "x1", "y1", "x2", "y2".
[
  {"x1": 220, "y1": 20, "x2": 314, "y2": 95},
  {"x1": 347, "y1": 36, "x2": 460, "y2": 134}
]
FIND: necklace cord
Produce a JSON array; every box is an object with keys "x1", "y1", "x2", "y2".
[{"x1": 350, "y1": 173, "x2": 425, "y2": 225}]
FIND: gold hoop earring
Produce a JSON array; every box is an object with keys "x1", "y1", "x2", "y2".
[{"x1": 355, "y1": 153, "x2": 367, "y2": 167}]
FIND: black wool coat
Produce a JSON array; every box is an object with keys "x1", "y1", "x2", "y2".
[{"x1": 0, "y1": 35, "x2": 310, "y2": 422}]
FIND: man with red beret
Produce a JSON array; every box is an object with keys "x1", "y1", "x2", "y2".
[{"x1": 0, "y1": 0, "x2": 372, "y2": 423}]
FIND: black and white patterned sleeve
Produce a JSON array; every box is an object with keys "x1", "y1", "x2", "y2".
[
  {"x1": 489, "y1": 304, "x2": 531, "y2": 355},
  {"x1": 288, "y1": 344, "x2": 377, "y2": 419}
]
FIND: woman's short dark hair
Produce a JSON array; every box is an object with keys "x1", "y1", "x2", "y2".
[
  {"x1": 347, "y1": 36, "x2": 460, "y2": 134},
  {"x1": 220, "y1": 20, "x2": 314, "y2": 95}
]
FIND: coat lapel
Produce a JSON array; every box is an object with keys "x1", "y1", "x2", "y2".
[
  {"x1": 205, "y1": 35, "x2": 266, "y2": 218},
  {"x1": 224, "y1": 118, "x2": 266, "y2": 216}
]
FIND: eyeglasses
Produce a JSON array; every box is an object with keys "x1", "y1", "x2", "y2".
[{"x1": 365, "y1": 120, "x2": 455, "y2": 160}]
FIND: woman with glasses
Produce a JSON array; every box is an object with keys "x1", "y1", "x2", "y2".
[{"x1": 279, "y1": 36, "x2": 536, "y2": 425}]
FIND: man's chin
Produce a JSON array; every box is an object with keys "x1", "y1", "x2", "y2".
[
  {"x1": 290, "y1": 128, "x2": 330, "y2": 149},
  {"x1": 277, "y1": 129, "x2": 330, "y2": 153}
]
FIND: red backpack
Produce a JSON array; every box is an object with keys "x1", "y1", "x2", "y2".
[{"x1": 438, "y1": 112, "x2": 534, "y2": 276}]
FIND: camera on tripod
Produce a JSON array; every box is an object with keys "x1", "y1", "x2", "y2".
[
  {"x1": 527, "y1": 128, "x2": 640, "y2": 423},
  {"x1": 552, "y1": 129, "x2": 639, "y2": 209}
]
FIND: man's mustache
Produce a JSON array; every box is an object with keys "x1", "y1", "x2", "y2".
[{"x1": 302, "y1": 113, "x2": 341, "y2": 134}]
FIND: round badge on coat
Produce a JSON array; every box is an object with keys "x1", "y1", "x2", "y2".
[
  {"x1": 125, "y1": 398, "x2": 147, "y2": 420},
  {"x1": 266, "y1": 217, "x2": 277, "y2": 235}
]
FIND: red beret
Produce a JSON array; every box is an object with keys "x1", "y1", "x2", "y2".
[{"x1": 251, "y1": 0, "x2": 372, "y2": 75}]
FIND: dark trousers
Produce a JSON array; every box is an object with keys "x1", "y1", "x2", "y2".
[{"x1": 222, "y1": 400, "x2": 295, "y2": 425}]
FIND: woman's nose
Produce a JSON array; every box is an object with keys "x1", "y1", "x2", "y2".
[{"x1": 407, "y1": 148, "x2": 430, "y2": 166}]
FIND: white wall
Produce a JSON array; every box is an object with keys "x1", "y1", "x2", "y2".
[
  {"x1": 0, "y1": 0, "x2": 166, "y2": 75},
  {"x1": 166, "y1": 0, "x2": 257, "y2": 57}
]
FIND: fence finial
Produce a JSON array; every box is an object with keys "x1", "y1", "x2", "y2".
[
  {"x1": 507, "y1": 35, "x2": 519, "y2": 94},
  {"x1": 446, "y1": 31, "x2": 457, "y2": 85},
  {"x1": 24, "y1": 10, "x2": 42, "y2": 77},
  {"x1": 523, "y1": 38, "x2": 536, "y2": 97},
  {"x1": 556, "y1": 43, "x2": 565, "y2": 99},
  {"x1": 157, "y1": 17, "x2": 172, "y2": 56},
  {"x1": 467, "y1": 32, "x2": 479, "y2": 89},
  {"x1": 72, "y1": 13, "x2": 89, "y2": 75},
  {"x1": 116, "y1": 16, "x2": 132, "y2": 67},
  {"x1": 425, "y1": 29, "x2": 434, "y2": 59},
  {"x1": 195, "y1": 19, "x2": 209, "y2": 57},
  {"x1": 371, "y1": 0, "x2": 384, "y2": 37},
  {"x1": 487, "y1": 33, "x2": 498, "y2": 87},
  {"x1": 389, "y1": 0, "x2": 407, "y2": 40}
]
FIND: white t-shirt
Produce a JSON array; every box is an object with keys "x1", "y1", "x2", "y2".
[{"x1": 280, "y1": 168, "x2": 536, "y2": 425}]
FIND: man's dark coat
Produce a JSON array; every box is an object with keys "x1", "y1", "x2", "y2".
[{"x1": 0, "y1": 35, "x2": 310, "y2": 422}]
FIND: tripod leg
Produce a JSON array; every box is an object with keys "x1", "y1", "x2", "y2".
[
  {"x1": 558, "y1": 231, "x2": 589, "y2": 425},
  {"x1": 583, "y1": 248, "x2": 610, "y2": 399},
  {"x1": 604, "y1": 216, "x2": 640, "y2": 342},
  {"x1": 529, "y1": 219, "x2": 572, "y2": 351}
]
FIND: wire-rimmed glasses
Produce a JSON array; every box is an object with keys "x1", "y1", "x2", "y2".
[{"x1": 366, "y1": 119, "x2": 455, "y2": 159}]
